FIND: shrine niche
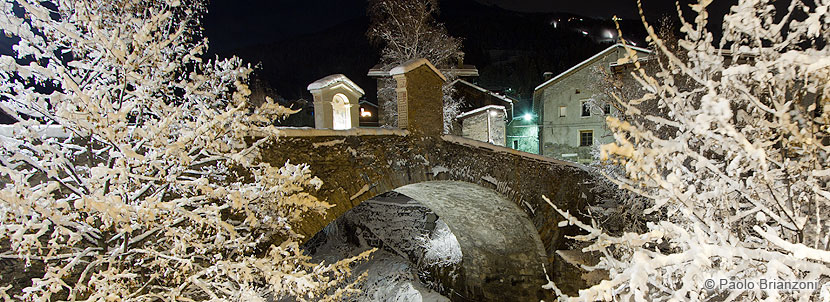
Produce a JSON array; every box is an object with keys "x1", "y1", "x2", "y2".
[{"x1": 307, "y1": 74, "x2": 364, "y2": 130}]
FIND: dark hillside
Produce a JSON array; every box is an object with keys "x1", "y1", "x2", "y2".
[{"x1": 220, "y1": 0, "x2": 649, "y2": 115}]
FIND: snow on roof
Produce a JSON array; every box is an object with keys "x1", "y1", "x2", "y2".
[
  {"x1": 534, "y1": 43, "x2": 652, "y2": 91},
  {"x1": 368, "y1": 63, "x2": 478, "y2": 78},
  {"x1": 358, "y1": 100, "x2": 378, "y2": 108},
  {"x1": 307, "y1": 74, "x2": 365, "y2": 95},
  {"x1": 456, "y1": 105, "x2": 506, "y2": 120},
  {"x1": 389, "y1": 59, "x2": 448, "y2": 82},
  {"x1": 450, "y1": 79, "x2": 515, "y2": 105}
]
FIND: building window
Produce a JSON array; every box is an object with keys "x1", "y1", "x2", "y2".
[
  {"x1": 559, "y1": 106, "x2": 566, "y2": 117},
  {"x1": 579, "y1": 130, "x2": 593, "y2": 147},
  {"x1": 603, "y1": 104, "x2": 611, "y2": 115},
  {"x1": 580, "y1": 100, "x2": 591, "y2": 117},
  {"x1": 512, "y1": 140, "x2": 519, "y2": 149}
]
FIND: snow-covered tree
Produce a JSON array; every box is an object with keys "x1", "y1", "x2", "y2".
[
  {"x1": 0, "y1": 0, "x2": 367, "y2": 300},
  {"x1": 548, "y1": 0, "x2": 830, "y2": 300},
  {"x1": 367, "y1": 0, "x2": 464, "y2": 133}
]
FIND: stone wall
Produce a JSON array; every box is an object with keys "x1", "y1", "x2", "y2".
[{"x1": 460, "y1": 111, "x2": 506, "y2": 146}]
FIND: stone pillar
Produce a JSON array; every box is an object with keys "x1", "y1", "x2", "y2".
[
  {"x1": 310, "y1": 92, "x2": 330, "y2": 129},
  {"x1": 389, "y1": 58, "x2": 446, "y2": 137},
  {"x1": 393, "y1": 74, "x2": 409, "y2": 128}
]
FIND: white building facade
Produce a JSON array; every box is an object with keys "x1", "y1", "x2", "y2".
[
  {"x1": 533, "y1": 44, "x2": 650, "y2": 163},
  {"x1": 307, "y1": 74, "x2": 364, "y2": 130}
]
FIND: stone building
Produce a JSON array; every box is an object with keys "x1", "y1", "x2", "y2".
[
  {"x1": 307, "y1": 74, "x2": 364, "y2": 130},
  {"x1": 457, "y1": 105, "x2": 507, "y2": 146},
  {"x1": 368, "y1": 55, "x2": 478, "y2": 127},
  {"x1": 448, "y1": 79, "x2": 515, "y2": 135},
  {"x1": 447, "y1": 80, "x2": 539, "y2": 154},
  {"x1": 388, "y1": 58, "x2": 447, "y2": 137},
  {"x1": 533, "y1": 43, "x2": 650, "y2": 163},
  {"x1": 450, "y1": 79, "x2": 515, "y2": 117},
  {"x1": 506, "y1": 114, "x2": 539, "y2": 154}
]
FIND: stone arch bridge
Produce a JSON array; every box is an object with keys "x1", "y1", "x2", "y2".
[
  {"x1": 255, "y1": 59, "x2": 599, "y2": 301},
  {"x1": 257, "y1": 129, "x2": 597, "y2": 301}
]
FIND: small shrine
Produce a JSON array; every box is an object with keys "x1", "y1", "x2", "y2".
[{"x1": 307, "y1": 74, "x2": 364, "y2": 130}]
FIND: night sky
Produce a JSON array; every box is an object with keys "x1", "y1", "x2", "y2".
[
  {"x1": 476, "y1": 0, "x2": 736, "y2": 19},
  {"x1": 204, "y1": 0, "x2": 365, "y2": 53},
  {"x1": 204, "y1": 0, "x2": 737, "y2": 54}
]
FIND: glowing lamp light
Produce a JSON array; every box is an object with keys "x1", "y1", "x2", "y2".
[
  {"x1": 360, "y1": 108, "x2": 372, "y2": 118},
  {"x1": 489, "y1": 110, "x2": 498, "y2": 117},
  {"x1": 523, "y1": 113, "x2": 533, "y2": 121}
]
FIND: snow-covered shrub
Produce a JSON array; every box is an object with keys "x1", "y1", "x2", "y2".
[
  {"x1": 548, "y1": 0, "x2": 830, "y2": 300},
  {"x1": 418, "y1": 220, "x2": 462, "y2": 268},
  {"x1": 0, "y1": 0, "x2": 367, "y2": 300},
  {"x1": 442, "y1": 78, "x2": 463, "y2": 134}
]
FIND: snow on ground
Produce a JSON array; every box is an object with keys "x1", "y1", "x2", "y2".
[
  {"x1": 418, "y1": 220, "x2": 461, "y2": 268},
  {"x1": 304, "y1": 193, "x2": 458, "y2": 302}
]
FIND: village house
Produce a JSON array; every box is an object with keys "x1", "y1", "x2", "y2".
[
  {"x1": 506, "y1": 112, "x2": 539, "y2": 154},
  {"x1": 450, "y1": 79, "x2": 515, "y2": 119},
  {"x1": 533, "y1": 43, "x2": 650, "y2": 163},
  {"x1": 457, "y1": 105, "x2": 507, "y2": 146},
  {"x1": 448, "y1": 79, "x2": 518, "y2": 146}
]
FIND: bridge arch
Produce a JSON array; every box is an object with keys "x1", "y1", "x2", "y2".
[{"x1": 391, "y1": 180, "x2": 549, "y2": 301}]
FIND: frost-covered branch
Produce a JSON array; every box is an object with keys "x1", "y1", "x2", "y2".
[
  {"x1": 367, "y1": 0, "x2": 464, "y2": 132},
  {"x1": 551, "y1": 0, "x2": 830, "y2": 300},
  {"x1": 0, "y1": 0, "x2": 365, "y2": 300}
]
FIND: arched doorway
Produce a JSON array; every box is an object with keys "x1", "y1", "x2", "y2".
[{"x1": 332, "y1": 94, "x2": 351, "y2": 130}]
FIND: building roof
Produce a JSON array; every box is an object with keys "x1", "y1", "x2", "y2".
[
  {"x1": 451, "y1": 79, "x2": 516, "y2": 105},
  {"x1": 388, "y1": 58, "x2": 448, "y2": 81},
  {"x1": 456, "y1": 105, "x2": 507, "y2": 120},
  {"x1": 358, "y1": 99, "x2": 378, "y2": 108},
  {"x1": 534, "y1": 43, "x2": 652, "y2": 92},
  {"x1": 307, "y1": 74, "x2": 365, "y2": 95},
  {"x1": 367, "y1": 64, "x2": 478, "y2": 78}
]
